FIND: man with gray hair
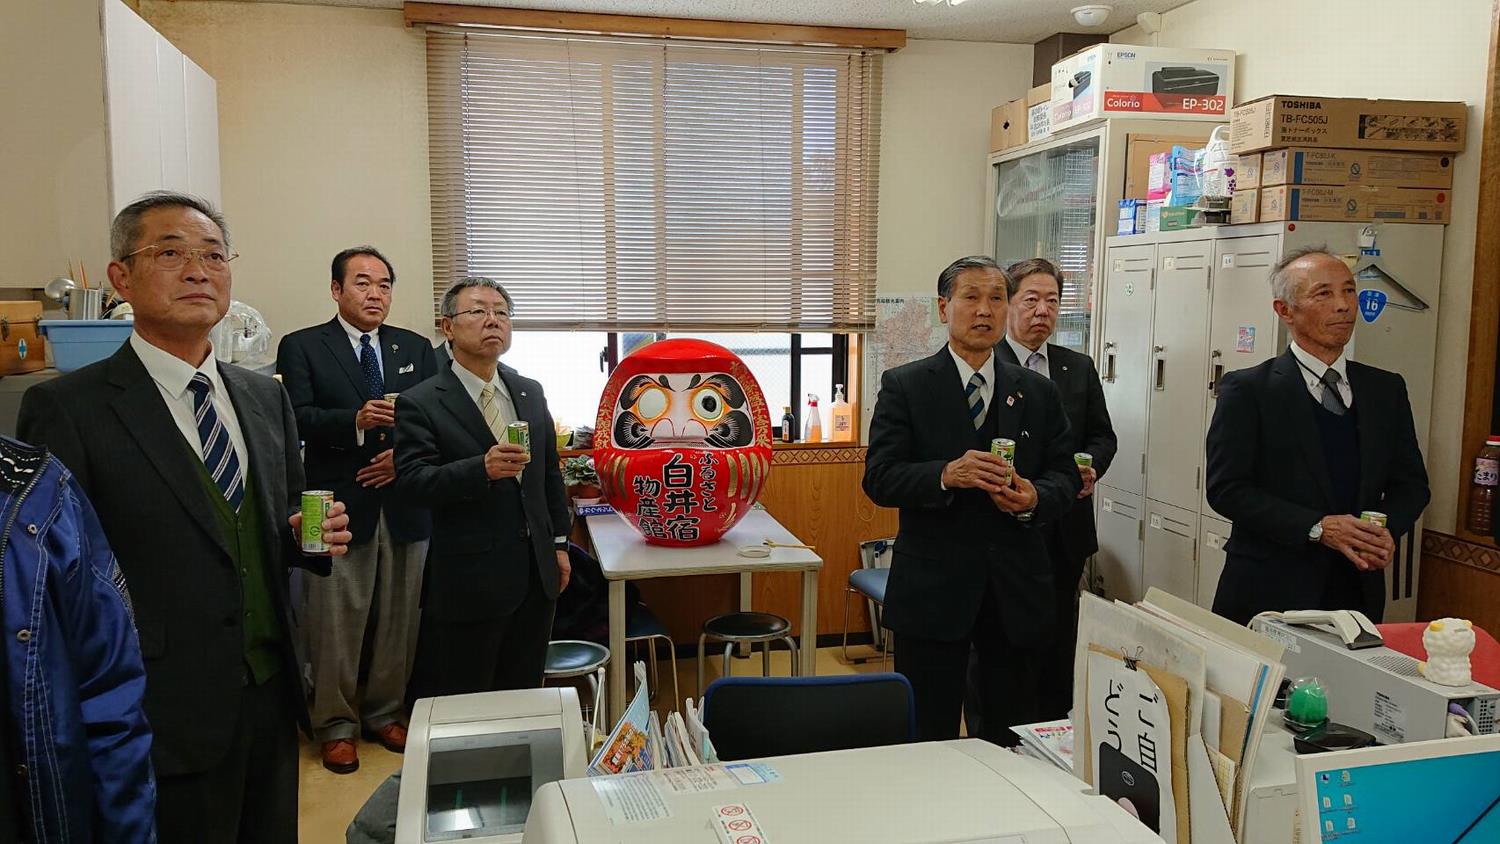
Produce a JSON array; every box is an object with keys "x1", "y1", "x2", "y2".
[
  {"x1": 394, "y1": 277, "x2": 570, "y2": 699},
  {"x1": 19, "y1": 191, "x2": 353, "y2": 842},
  {"x1": 1205, "y1": 246, "x2": 1429, "y2": 624}
]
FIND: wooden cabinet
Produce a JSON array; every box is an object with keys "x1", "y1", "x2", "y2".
[{"x1": 1, "y1": 0, "x2": 220, "y2": 289}]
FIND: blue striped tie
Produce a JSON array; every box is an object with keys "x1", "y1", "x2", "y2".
[
  {"x1": 187, "y1": 374, "x2": 245, "y2": 511},
  {"x1": 966, "y1": 372, "x2": 986, "y2": 429}
]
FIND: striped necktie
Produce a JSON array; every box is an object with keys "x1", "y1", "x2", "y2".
[
  {"x1": 186, "y1": 374, "x2": 245, "y2": 511},
  {"x1": 481, "y1": 383, "x2": 522, "y2": 480},
  {"x1": 966, "y1": 372, "x2": 986, "y2": 430}
]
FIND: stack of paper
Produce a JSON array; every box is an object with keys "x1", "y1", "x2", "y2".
[
  {"x1": 589, "y1": 665, "x2": 721, "y2": 775},
  {"x1": 1072, "y1": 588, "x2": 1287, "y2": 844},
  {"x1": 1011, "y1": 719, "x2": 1074, "y2": 771}
]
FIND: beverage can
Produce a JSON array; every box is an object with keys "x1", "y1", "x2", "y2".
[
  {"x1": 507, "y1": 421, "x2": 531, "y2": 452},
  {"x1": 1360, "y1": 511, "x2": 1388, "y2": 528},
  {"x1": 301, "y1": 491, "x2": 334, "y2": 553},
  {"x1": 991, "y1": 438, "x2": 1016, "y2": 482},
  {"x1": 1074, "y1": 452, "x2": 1093, "y2": 468},
  {"x1": 383, "y1": 392, "x2": 400, "y2": 403}
]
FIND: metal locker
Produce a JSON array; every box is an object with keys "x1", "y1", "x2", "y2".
[
  {"x1": 1094, "y1": 484, "x2": 1144, "y2": 603},
  {"x1": 1198, "y1": 516, "x2": 1232, "y2": 610},
  {"x1": 1098, "y1": 243, "x2": 1156, "y2": 497},
  {"x1": 1145, "y1": 238, "x2": 1212, "y2": 512},
  {"x1": 1202, "y1": 235, "x2": 1283, "y2": 518},
  {"x1": 1143, "y1": 498, "x2": 1198, "y2": 604}
]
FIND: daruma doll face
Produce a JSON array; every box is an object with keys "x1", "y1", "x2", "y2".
[{"x1": 593, "y1": 339, "x2": 773, "y2": 546}]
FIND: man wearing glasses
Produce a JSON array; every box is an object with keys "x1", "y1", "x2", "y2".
[
  {"x1": 394, "y1": 277, "x2": 571, "y2": 700},
  {"x1": 276, "y1": 247, "x2": 439, "y2": 774},
  {"x1": 18, "y1": 191, "x2": 353, "y2": 843}
]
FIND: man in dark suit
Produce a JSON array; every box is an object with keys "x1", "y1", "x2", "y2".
[
  {"x1": 276, "y1": 246, "x2": 440, "y2": 774},
  {"x1": 995, "y1": 257, "x2": 1116, "y2": 718},
  {"x1": 18, "y1": 192, "x2": 353, "y2": 843},
  {"x1": 1207, "y1": 246, "x2": 1430, "y2": 624},
  {"x1": 863, "y1": 255, "x2": 1081, "y2": 744},
  {"x1": 395, "y1": 277, "x2": 571, "y2": 699}
]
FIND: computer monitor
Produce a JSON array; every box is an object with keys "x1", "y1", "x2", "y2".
[{"x1": 1296, "y1": 734, "x2": 1500, "y2": 843}]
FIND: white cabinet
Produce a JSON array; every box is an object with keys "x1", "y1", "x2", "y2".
[
  {"x1": 1099, "y1": 244, "x2": 1155, "y2": 497},
  {"x1": 1, "y1": 0, "x2": 219, "y2": 289},
  {"x1": 1144, "y1": 499, "x2": 1198, "y2": 606},
  {"x1": 1145, "y1": 240, "x2": 1212, "y2": 513},
  {"x1": 1095, "y1": 485, "x2": 1145, "y2": 603},
  {"x1": 1199, "y1": 516, "x2": 1232, "y2": 610}
]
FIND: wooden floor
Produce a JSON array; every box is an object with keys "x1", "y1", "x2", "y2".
[{"x1": 297, "y1": 643, "x2": 891, "y2": 843}]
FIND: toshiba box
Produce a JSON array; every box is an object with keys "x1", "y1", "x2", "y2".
[
  {"x1": 1259, "y1": 184, "x2": 1450, "y2": 224},
  {"x1": 1050, "y1": 45, "x2": 1236, "y2": 132},
  {"x1": 1230, "y1": 95, "x2": 1468, "y2": 154}
]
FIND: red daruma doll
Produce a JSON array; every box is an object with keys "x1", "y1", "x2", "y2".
[{"x1": 593, "y1": 339, "x2": 774, "y2": 547}]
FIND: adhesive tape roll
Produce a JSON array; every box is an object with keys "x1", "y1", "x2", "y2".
[{"x1": 736, "y1": 545, "x2": 772, "y2": 558}]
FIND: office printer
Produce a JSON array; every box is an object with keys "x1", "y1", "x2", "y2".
[
  {"x1": 397, "y1": 689, "x2": 589, "y2": 844},
  {"x1": 522, "y1": 739, "x2": 1165, "y2": 843},
  {"x1": 1253, "y1": 614, "x2": 1499, "y2": 743}
]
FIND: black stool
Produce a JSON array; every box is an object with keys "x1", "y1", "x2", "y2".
[{"x1": 696, "y1": 611, "x2": 799, "y2": 697}]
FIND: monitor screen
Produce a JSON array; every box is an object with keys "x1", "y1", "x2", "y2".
[{"x1": 1298, "y1": 735, "x2": 1500, "y2": 843}]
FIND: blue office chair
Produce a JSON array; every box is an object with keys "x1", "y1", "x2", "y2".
[
  {"x1": 700, "y1": 673, "x2": 916, "y2": 761},
  {"x1": 841, "y1": 538, "x2": 894, "y2": 667}
]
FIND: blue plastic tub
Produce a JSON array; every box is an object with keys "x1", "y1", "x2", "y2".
[{"x1": 39, "y1": 320, "x2": 134, "y2": 372}]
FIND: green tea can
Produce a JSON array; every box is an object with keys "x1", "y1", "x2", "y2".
[
  {"x1": 507, "y1": 421, "x2": 531, "y2": 452},
  {"x1": 300, "y1": 490, "x2": 334, "y2": 553},
  {"x1": 1074, "y1": 452, "x2": 1093, "y2": 468},
  {"x1": 1360, "y1": 511, "x2": 1388, "y2": 528}
]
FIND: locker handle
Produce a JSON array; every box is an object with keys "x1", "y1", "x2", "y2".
[
  {"x1": 1105, "y1": 352, "x2": 1117, "y2": 383},
  {"x1": 1210, "y1": 363, "x2": 1224, "y2": 397},
  {"x1": 1153, "y1": 352, "x2": 1166, "y2": 392}
]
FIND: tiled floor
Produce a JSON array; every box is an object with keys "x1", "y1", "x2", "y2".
[{"x1": 297, "y1": 643, "x2": 891, "y2": 843}]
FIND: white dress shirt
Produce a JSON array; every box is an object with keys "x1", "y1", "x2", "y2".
[
  {"x1": 1288, "y1": 341, "x2": 1355, "y2": 409},
  {"x1": 336, "y1": 314, "x2": 384, "y2": 377},
  {"x1": 1005, "y1": 335, "x2": 1050, "y2": 378},
  {"x1": 130, "y1": 332, "x2": 251, "y2": 479},
  {"x1": 947, "y1": 344, "x2": 996, "y2": 414}
]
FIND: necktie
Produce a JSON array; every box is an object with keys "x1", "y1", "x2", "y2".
[
  {"x1": 1319, "y1": 368, "x2": 1347, "y2": 416},
  {"x1": 966, "y1": 372, "x2": 986, "y2": 430},
  {"x1": 186, "y1": 374, "x2": 245, "y2": 511},
  {"x1": 359, "y1": 334, "x2": 384, "y2": 400},
  {"x1": 481, "y1": 384, "x2": 522, "y2": 479},
  {"x1": 1026, "y1": 351, "x2": 1044, "y2": 372}
]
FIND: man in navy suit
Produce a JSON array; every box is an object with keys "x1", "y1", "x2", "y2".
[
  {"x1": 276, "y1": 247, "x2": 440, "y2": 773},
  {"x1": 863, "y1": 256, "x2": 1080, "y2": 743}
]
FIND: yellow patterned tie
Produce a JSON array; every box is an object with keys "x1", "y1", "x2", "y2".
[{"x1": 480, "y1": 383, "x2": 522, "y2": 480}]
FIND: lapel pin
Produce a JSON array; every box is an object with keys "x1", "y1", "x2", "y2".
[
  {"x1": 392, "y1": 344, "x2": 399, "y2": 351},
  {"x1": 1006, "y1": 395, "x2": 1015, "y2": 406},
  {"x1": 520, "y1": 391, "x2": 528, "y2": 398}
]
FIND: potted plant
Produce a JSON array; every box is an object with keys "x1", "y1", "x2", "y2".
[{"x1": 563, "y1": 455, "x2": 602, "y2": 503}]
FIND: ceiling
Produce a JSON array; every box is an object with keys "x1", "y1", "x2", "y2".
[{"x1": 204, "y1": 0, "x2": 1190, "y2": 43}]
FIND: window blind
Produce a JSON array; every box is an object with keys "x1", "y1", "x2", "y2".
[{"x1": 426, "y1": 29, "x2": 882, "y2": 332}]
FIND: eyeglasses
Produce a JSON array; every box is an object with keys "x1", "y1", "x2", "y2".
[
  {"x1": 449, "y1": 307, "x2": 511, "y2": 322},
  {"x1": 123, "y1": 243, "x2": 239, "y2": 272}
]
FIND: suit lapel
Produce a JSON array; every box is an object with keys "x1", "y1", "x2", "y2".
[
  {"x1": 927, "y1": 349, "x2": 978, "y2": 450},
  {"x1": 1347, "y1": 362, "x2": 1381, "y2": 505},
  {"x1": 1273, "y1": 349, "x2": 1334, "y2": 507},
  {"x1": 1047, "y1": 343, "x2": 1077, "y2": 391},
  {"x1": 320, "y1": 319, "x2": 369, "y2": 398},
  {"x1": 380, "y1": 329, "x2": 416, "y2": 391},
  {"x1": 221, "y1": 364, "x2": 282, "y2": 541},
  {"x1": 106, "y1": 346, "x2": 234, "y2": 560},
  {"x1": 995, "y1": 340, "x2": 1020, "y2": 368},
  {"x1": 436, "y1": 368, "x2": 498, "y2": 451},
  {"x1": 989, "y1": 361, "x2": 1023, "y2": 440}
]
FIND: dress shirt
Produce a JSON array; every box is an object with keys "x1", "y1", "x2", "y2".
[
  {"x1": 1005, "y1": 335, "x2": 1050, "y2": 378},
  {"x1": 130, "y1": 332, "x2": 250, "y2": 480},
  {"x1": 1288, "y1": 340, "x2": 1354, "y2": 409}
]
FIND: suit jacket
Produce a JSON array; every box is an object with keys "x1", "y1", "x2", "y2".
[
  {"x1": 394, "y1": 363, "x2": 570, "y2": 623},
  {"x1": 276, "y1": 318, "x2": 440, "y2": 543},
  {"x1": 997, "y1": 340, "x2": 1117, "y2": 561},
  {"x1": 1205, "y1": 349, "x2": 1430, "y2": 621},
  {"x1": 862, "y1": 348, "x2": 1081, "y2": 645},
  {"x1": 16, "y1": 343, "x2": 324, "y2": 777}
]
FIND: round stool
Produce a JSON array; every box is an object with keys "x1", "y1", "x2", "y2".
[
  {"x1": 544, "y1": 640, "x2": 610, "y2": 726},
  {"x1": 697, "y1": 611, "x2": 799, "y2": 697}
]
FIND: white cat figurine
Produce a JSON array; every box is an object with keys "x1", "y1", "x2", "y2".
[{"x1": 1419, "y1": 618, "x2": 1476, "y2": 687}]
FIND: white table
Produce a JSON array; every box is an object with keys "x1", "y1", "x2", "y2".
[{"x1": 586, "y1": 509, "x2": 822, "y2": 722}]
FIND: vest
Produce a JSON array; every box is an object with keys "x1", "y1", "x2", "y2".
[
  {"x1": 193, "y1": 463, "x2": 282, "y2": 684},
  {"x1": 1312, "y1": 393, "x2": 1362, "y2": 517}
]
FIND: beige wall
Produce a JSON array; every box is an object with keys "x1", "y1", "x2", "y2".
[
  {"x1": 141, "y1": 1, "x2": 436, "y2": 341},
  {"x1": 1113, "y1": 0, "x2": 1490, "y2": 534},
  {"x1": 876, "y1": 39, "x2": 1034, "y2": 294}
]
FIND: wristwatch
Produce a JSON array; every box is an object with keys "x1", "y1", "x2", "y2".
[{"x1": 1308, "y1": 519, "x2": 1324, "y2": 542}]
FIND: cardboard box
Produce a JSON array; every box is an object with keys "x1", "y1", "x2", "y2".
[
  {"x1": 990, "y1": 97, "x2": 1030, "y2": 152},
  {"x1": 1051, "y1": 44, "x2": 1235, "y2": 132},
  {"x1": 1027, "y1": 83, "x2": 1050, "y2": 106},
  {"x1": 1159, "y1": 206, "x2": 1200, "y2": 231},
  {"x1": 1230, "y1": 189, "x2": 1259, "y2": 224},
  {"x1": 1126, "y1": 132, "x2": 1217, "y2": 198},
  {"x1": 1026, "y1": 83, "x2": 1052, "y2": 142},
  {"x1": 1230, "y1": 95, "x2": 1467, "y2": 154},
  {"x1": 1232, "y1": 152, "x2": 1262, "y2": 189},
  {"x1": 1118, "y1": 199, "x2": 1145, "y2": 235},
  {"x1": 1258, "y1": 184, "x2": 1450, "y2": 224},
  {"x1": 0, "y1": 302, "x2": 45, "y2": 376},
  {"x1": 1260, "y1": 147, "x2": 1454, "y2": 189}
]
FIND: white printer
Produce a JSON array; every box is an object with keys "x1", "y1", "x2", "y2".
[
  {"x1": 397, "y1": 688, "x2": 589, "y2": 844},
  {"x1": 521, "y1": 739, "x2": 1165, "y2": 843}
]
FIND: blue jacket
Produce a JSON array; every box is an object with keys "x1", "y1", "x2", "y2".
[{"x1": 0, "y1": 438, "x2": 155, "y2": 842}]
